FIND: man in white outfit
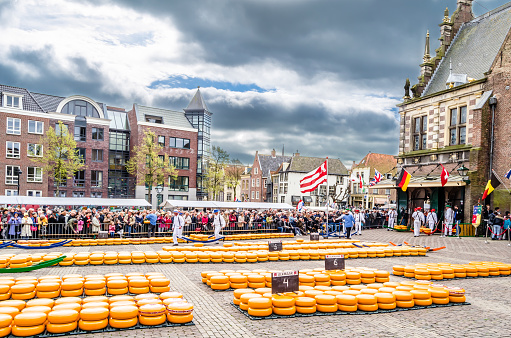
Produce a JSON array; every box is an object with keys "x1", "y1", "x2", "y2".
[
  {"x1": 354, "y1": 209, "x2": 364, "y2": 235},
  {"x1": 444, "y1": 204, "x2": 454, "y2": 237},
  {"x1": 426, "y1": 209, "x2": 438, "y2": 231},
  {"x1": 411, "y1": 207, "x2": 425, "y2": 237},
  {"x1": 213, "y1": 209, "x2": 226, "y2": 243},
  {"x1": 387, "y1": 208, "x2": 397, "y2": 231},
  {"x1": 172, "y1": 210, "x2": 184, "y2": 246}
]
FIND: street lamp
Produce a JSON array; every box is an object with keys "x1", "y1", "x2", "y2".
[
  {"x1": 155, "y1": 185, "x2": 163, "y2": 194},
  {"x1": 457, "y1": 165, "x2": 470, "y2": 184},
  {"x1": 16, "y1": 169, "x2": 22, "y2": 196}
]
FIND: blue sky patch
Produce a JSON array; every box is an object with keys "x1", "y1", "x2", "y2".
[{"x1": 149, "y1": 75, "x2": 268, "y2": 93}]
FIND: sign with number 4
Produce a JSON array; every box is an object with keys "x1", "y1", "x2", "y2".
[{"x1": 271, "y1": 271, "x2": 299, "y2": 294}]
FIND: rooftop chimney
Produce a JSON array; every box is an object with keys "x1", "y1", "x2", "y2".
[{"x1": 452, "y1": 0, "x2": 474, "y2": 35}]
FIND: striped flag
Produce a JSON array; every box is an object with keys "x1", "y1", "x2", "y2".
[
  {"x1": 505, "y1": 169, "x2": 511, "y2": 179},
  {"x1": 297, "y1": 200, "x2": 304, "y2": 212},
  {"x1": 396, "y1": 169, "x2": 411, "y2": 191},
  {"x1": 300, "y1": 160, "x2": 328, "y2": 193},
  {"x1": 374, "y1": 169, "x2": 383, "y2": 183}
]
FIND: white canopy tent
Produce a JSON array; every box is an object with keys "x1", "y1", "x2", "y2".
[
  {"x1": 0, "y1": 196, "x2": 151, "y2": 208},
  {"x1": 160, "y1": 200, "x2": 294, "y2": 210}
]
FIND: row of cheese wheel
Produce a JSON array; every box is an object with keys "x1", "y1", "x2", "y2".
[
  {"x1": 232, "y1": 280, "x2": 466, "y2": 317},
  {"x1": 201, "y1": 267, "x2": 391, "y2": 290},
  {"x1": 393, "y1": 261, "x2": 511, "y2": 280},
  {"x1": 12, "y1": 232, "x2": 295, "y2": 247},
  {"x1": 0, "y1": 272, "x2": 171, "y2": 300},
  {"x1": 0, "y1": 292, "x2": 192, "y2": 337}
]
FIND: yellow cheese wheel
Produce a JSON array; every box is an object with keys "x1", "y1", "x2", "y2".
[
  {"x1": 392, "y1": 291, "x2": 413, "y2": 301},
  {"x1": 109, "y1": 317, "x2": 138, "y2": 328},
  {"x1": 210, "y1": 275, "x2": 229, "y2": 284},
  {"x1": 35, "y1": 282, "x2": 60, "y2": 292},
  {"x1": 336, "y1": 294, "x2": 357, "y2": 306},
  {"x1": 84, "y1": 280, "x2": 106, "y2": 289},
  {"x1": 21, "y1": 306, "x2": 52, "y2": 315},
  {"x1": 410, "y1": 290, "x2": 431, "y2": 299},
  {"x1": 296, "y1": 305, "x2": 316, "y2": 314},
  {"x1": 48, "y1": 309, "x2": 79, "y2": 324},
  {"x1": 0, "y1": 307, "x2": 18, "y2": 318},
  {"x1": 107, "y1": 280, "x2": 128, "y2": 288},
  {"x1": 361, "y1": 289, "x2": 378, "y2": 295},
  {"x1": 81, "y1": 302, "x2": 109, "y2": 310},
  {"x1": 26, "y1": 299, "x2": 54, "y2": 308},
  {"x1": 82, "y1": 296, "x2": 108, "y2": 304},
  {"x1": 54, "y1": 297, "x2": 82, "y2": 305},
  {"x1": 47, "y1": 321, "x2": 77, "y2": 333},
  {"x1": 315, "y1": 295, "x2": 337, "y2": 305},
  {"x1": 79, "y1": 318, "x2": 108, "y2": 331},
  {"x1": 316, "y1": 304, "x2": 338, "y2": 313},
  {"x1": 0, "y1": 325, "x2": 10, "y2": 337},
  {"x1": 378, "y1": 302, "x2": 396, "y2": 310},
  {"x1": 80, "y1": 307, "x2": 109, "y2": 321},
  {"x1": 137, "y1": 299, "x2": 162, "y2": 307},
  {"x1": 14, "y1": 312, "x2": 47, "y2": 326},
  {"x1": 247, "y1": 307, "x2": 272, "y2": 317},
  {"x1": 0, "y1": 300, "x2": 25, "y2": 311},
  {"x1": 337, "y1": 304, "x2": 357, "y2": 312},
  {"x1": 139, "y1": 314, "x2": 166, "y2": 326},
  {"x1": 272, "y1": 296, "x2": 295, "y2": 308},
  {"x1": 12, "y1": 324, "x2": 45, "y2": 336},
  {"x1": 167, "y1": 313, "x2": 194, "y2": 323},
  {"x1": 396, "y1": 300, "x2": 414, "y2": 308},
  {"x1": 138, "y1": 304, "x2": 166, "y2": 317},
  {"x1": 61, "y1": 281, "x2": 83, "y2": 291},
  {"x1": 449, "y1": 295, "x2": 466, "y2": 303},
  {"x1": 0, "y1": 314, "x2": 11, "y2": 328},
  {"x1": 36, "y1": 290, "x2": 60, "y2": 298},
  {"x1": 272, "y1": 306, "x2": 296, "y2": 316},
  {"x1": 149, "y1": 279, "x2": 170, "y2": 287},
  {"x1": 414, "y1": 298, "x2": 433, "y2": 306},
  {"x1": 356, "y1": 294, "x2": 377, "y2": 305},
  {"x1": 108, "y1": 287, "x2": 129, "y2": 295},
  {"x1": 357, "y1": 303, "x2": 378, "y2": 312},
  {"x1": 248, "y1": 298, "x2": 272, "y2": 309},
  {"x1": 295, "y1": 297, "x2": 316, "y2": 307}
]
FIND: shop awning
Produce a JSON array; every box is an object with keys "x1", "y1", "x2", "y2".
[
  {"x1": 0, "y1": 196, "x2": 151, "y2": 207},
  {"x1": 374, "y1": 175, "x2": 467, "y2": 189},
  {"x1": 160, "y1": 200, "x2": 294, "y2": 210}
]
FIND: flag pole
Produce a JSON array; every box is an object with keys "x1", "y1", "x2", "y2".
[{"x1": 326, "y1": 157, "x2": 329, "y2": 239}]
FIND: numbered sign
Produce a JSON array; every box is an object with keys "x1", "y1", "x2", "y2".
[
  {"x1": 325, "y1": 254, "x2": 345, "y2": 271},
  {"x1": 268, "y1": 240, "x2": 283, "y2": 252},
  {"x1": 271, "y1": 271, "x2": 299, "y2": 294},
  {"x1": 310, "y1": 233, "x2": 320, "y2": 241}
]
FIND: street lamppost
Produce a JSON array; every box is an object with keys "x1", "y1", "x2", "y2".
[
  {"x1": 457, "y1": 165, "x2": 470, "y2": 184},
  {"x1": 16, "y1": 169, "x2": 22, "y2": 196},
  {"x1": 155, "y1": 185, "x2": 164, "y2": 208}
]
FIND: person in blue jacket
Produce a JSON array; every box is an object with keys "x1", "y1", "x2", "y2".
[{"x1": 339, "y1": 210, "x2": 355, "y2": 239}]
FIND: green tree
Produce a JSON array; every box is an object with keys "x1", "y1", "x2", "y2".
[
  {"x1": 205, "y1": 146, "x2": 229, "y2": 200},
  {"x1": 225, "y1": 159, "x2": 244, "y2": 200},
  {"x1": 126, "y1": 130, "x2": 177, "y2": 205},
  {"x1": 31, "y1": 121, "x2": 84, "y2": 194}
]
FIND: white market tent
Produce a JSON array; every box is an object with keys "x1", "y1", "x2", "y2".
[
  {"x1": 0, "y1": 196, "x2": 151, "y2": 208},
  {"x1": 160, "y1": 200, "x2": 294, "y2": 210}
]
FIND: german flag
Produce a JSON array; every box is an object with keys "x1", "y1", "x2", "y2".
[
  {"x1": 396, "y1": 169, "x2": 411, "y2": 191},
  {"x1": 482, "y1": 172, "x2": 501, "y2": 200}
]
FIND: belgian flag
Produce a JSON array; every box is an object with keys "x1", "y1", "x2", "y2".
[
  {"x1": 396, "y1": 169, "x2": 411, "y2": 191},
  {"x1": 482, "y1": 172, "x2": 501, "y2": 200}
]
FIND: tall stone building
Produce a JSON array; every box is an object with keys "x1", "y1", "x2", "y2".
[{"x1": 377, "y1": 0, "x2": 511, "y2": 220}]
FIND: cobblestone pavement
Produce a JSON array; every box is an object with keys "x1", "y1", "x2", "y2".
[{"x1": 5, "y1": 229, "x2": 511, "y2": 338}]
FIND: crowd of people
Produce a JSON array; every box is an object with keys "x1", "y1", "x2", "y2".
[{"x1": 1, "y1": 204, "x2": 506, "y2": 241}]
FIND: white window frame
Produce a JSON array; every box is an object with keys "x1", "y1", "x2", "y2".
[
  {"x1": 6, "y1": 117, "x2": 21, "y2": 135},
  {"x1": 27, "y1": 190, "x2": 42, "y2": 197},
  {"x1": 254, "y1": 167, "x2": 258, "y2": 175},
  {"x1": 27, "y1": 167, "x2": 43, "y2": 183},
  {"x1": 28, "y1": 120, "x2": 44, "y2": 135},
  {"x1": 251, "y1": 179, "x2": 255, "y2": 187},
  {"x1": 256, "y1": 178, "x2": 260, "y2": 187},
  {"x1": 5, "y1": 165, "x2": 20, "y2": 185},
  {"x1": 3, "y1": 93, "x2": 22, "y2": 109},
  {"x1": 256, "y1": 191, "x2": 259, "y2": 199},
  {"x1": 27, "y1": 143, "x2": 43, "y2": 157},
  {"x1": 6, "y1": 141, "x2": 20, "y2": 159},
  {"x1": 5, "y1": 189, "x2": 18, "y2": 196},
  {"x1": 251, "y1": 191, "x2": 255, "y2": 199}
]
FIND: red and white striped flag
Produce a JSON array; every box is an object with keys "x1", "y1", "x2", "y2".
[{"x1": 300, "y1": 160, "x2": 328, "y2": 193}]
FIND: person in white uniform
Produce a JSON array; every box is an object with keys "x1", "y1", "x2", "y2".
[
  {"x1": 426, "y1": 209, "x2": 438, "y2": 231},
  {"x1": 172, "y1": 210, "x2": 184, "y2": 246},
  {"x1": 411, "y1": 207, "x2": 425, "y2": 237},
  {"x1": 213, "y1": 209, "x2": 226, "y2": 243},
  {"x1": 354, "y1": 209, "x2": 365, "y2": 235},
  {"x1": 387, "y1": 208, "x2": 397, "y2": 231},
  {"x1": 443, "y1": 204, "x2": 454, "y2": 237}
]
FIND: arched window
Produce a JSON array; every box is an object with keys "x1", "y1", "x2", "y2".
[{"x1": 60, "y1": 100, "x2": 100, "y2": 118}]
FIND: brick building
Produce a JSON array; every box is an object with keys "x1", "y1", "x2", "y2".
[
  {"x1": 377, "y1": 0, "x2": 511, "y2": 220},
  {"x1": 248, "y1": 150, "x2": 291, "y2": 202},
  {"x1": 0, "y1": 84, "x2": 205, "y2": 206}
]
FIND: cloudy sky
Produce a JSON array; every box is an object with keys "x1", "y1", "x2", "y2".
[{"x1": 0, "y1": 0, "x2": 507, "y2": 164}]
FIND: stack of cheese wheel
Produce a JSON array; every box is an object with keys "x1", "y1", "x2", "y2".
[
  {"x1": 247, "y1": 295, "x2": 272, "y2": 317},
  {"x1": 90, "y1": 253, "x2": 104, "y2": 265},
  {"x1": 229, "y1": 274, "x2": 248, "y2": 289},
  {"x1": 336, "y1": 294, "x2": 357, "y2": 312},
  {"x1": 360, "y1": 270, "x2": 376, "y2": 284},
  {"x1": 158, "y1": 251, "x2": 173, "y2": 263},
  {"x1": 79, "y1": 305, "x2": 109, "y2": 331},
  {"x1": 167, "y1": 302, "x2": 194, "y2": 323},
  {"x1": 247, "y1": 274, "x2": 265, "y2": 289},
  {"x1": 47, "y1": 309, "x2": 79, "y2": 334},
  {"x1": 148, "y1": 274, "x2": 170, "y2": 293},
  {"x1": 8, "y1": 255, "x2": 28, "y2": 269},
  {"x1": 393, "y1": 291, "x2": 414, "y2": 308},
  {"x1": 355, "y1": 294, "x2": 378, "y2": 312},
  {"x1": 345, "y1": 271, "x2": 361, "y2": 285},
  {"x1": 107, "y1": 274, "x2": 129, "y2": 295},
  {"x1": 61, "y1": 277, "x2": 84, "y2": 297},
  {"x1": 139, "y1": 302, "x2": 167, "y2": 326},
  {"x1": 173, "y1": 252, "x2": 186, "y2": 263},
  {"x1": 128, "y1": 275, "x2": 150, "y2": 294},
  {"x1": 109, "y1": 302, "x2": 138, "y2": 329},
  {"x1": 374, "y1": 291, "x2": 396, "y2": 310},
  {"x1": 272, "y1": 295, "x2": 295, "y2": 316},
  {"x1": 104, "y1": 252, "x2": 118, "y2": 265},
  {"x1": 329, "y1": 271, "x2": 346, "y2": 286},
  {"x1": 428, "y1": 284, "x2": 449, "y2": 305},
  {"x1": 185, "y1": 252, "x2": 198, "y2": 263},
  {"x1": 84, "y1": 275, "x2": 106, "y2": 296},
  {"x1": 145, "y1": 252, "x2": 159, "y2": 264},
  {"x1": 410, "y1": 289, "x2": 432, "y2": 306},
  {"x1": 233, "y1": 289, "x2": 254, "y2": 306},
  {"x1": 295, "y1": 296, "x2": 316, "y2": 314},
  {"x1": 118, "y1": 252, "x2": 132, "y2": 264},
  {"x1": 12, "y1": 311, "x2": 46, "y2": 336},
  {"x1": 11, "y1": 280, "x2": 36, "y2": 300},
  {"x1": 0, "y1": 278, "x2": 13, "y2": 301},
  {"x1": 239, "y1": 293, "x2": 261, "y2": 311},
  {"x1": 59, "y1": 254, "x2": 74, "y2": 266},
  {"x1": 314, "y1": 274, "x2": 330, "y2": 287},
  {"x1": 35, "y1": 278, "x2": 59, "y2": 298},
  {"x1": 73, "y1": 253, "x2": 90, "y2": 266},
  {"x1": 374, "y1": 270, "x2": 390, "y2": 283},
  {"x1": 210, "y1": 275, "x2": 230, "y2": 291},
  {"x1": 0, "y1": 314, "x2": 11, "y2": 337},
  {"x1": 446, "y1": 287, "x2": 466, "y2": 303},
  {"x1": 392, "y1": 265, "x2": 405, "y2": 276},
  {"x1": 315, "y1": 294, "x2": 337, "y2": 313},
  {"x1": 131, "y1": 252, "x2": 146, "y2": 264}
]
